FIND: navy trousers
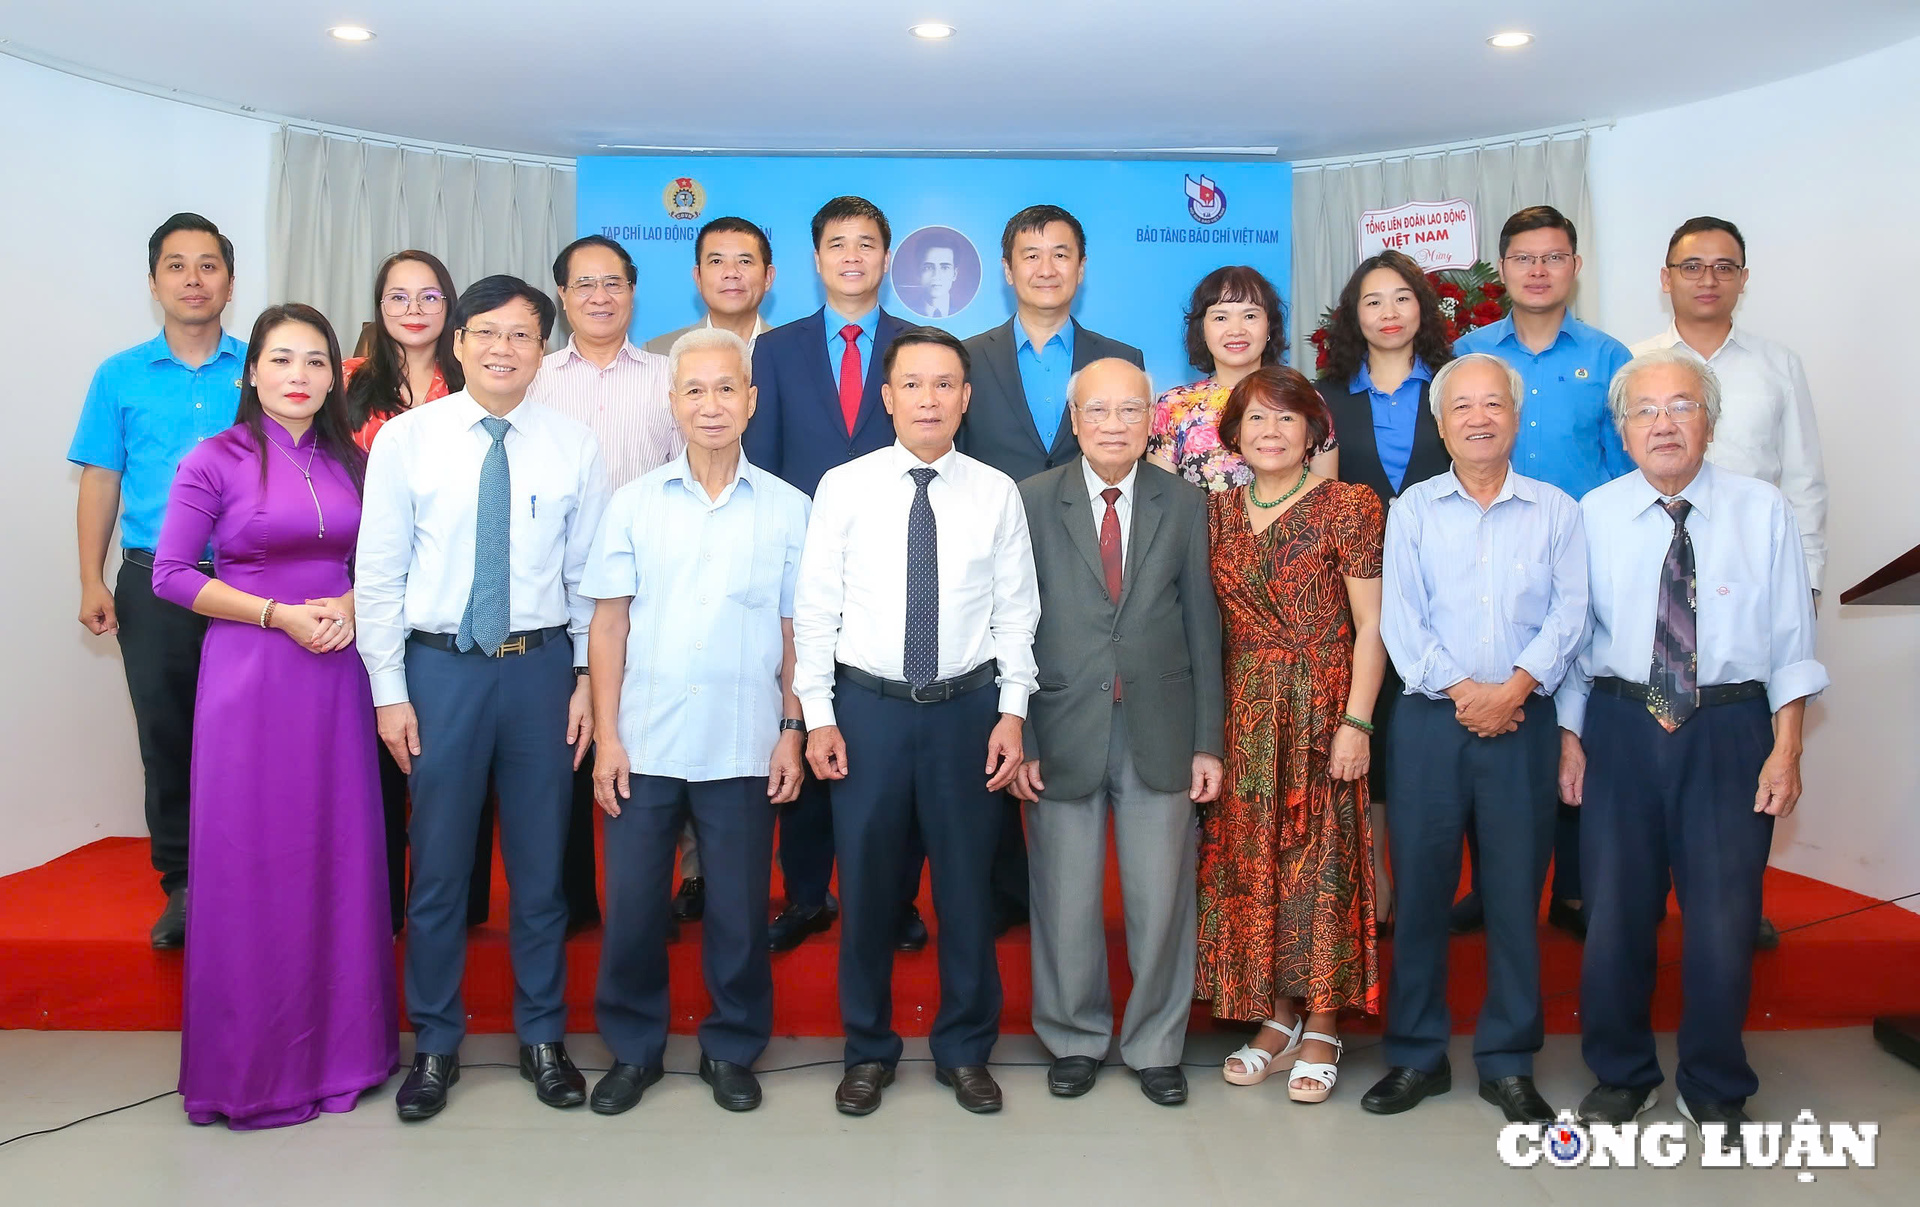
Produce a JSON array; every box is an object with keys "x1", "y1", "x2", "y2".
[
  {"x1": 1385, "y1": 693, "x2": 1558, "y2": 1079},
  {"x1": 404, "y1": 636, "x2": 575, "y2": 1055},
  {"x1": 1580, "y1": 691, "x2": 1774, "y2": 1107},
  {"x1": 832, "y1": 672, "x2": 1003, "y2": 1069},
  {"x1": 597, "y1": 775, "x2": 774, "y2": 1069},
  {"x1": 780, "y1": 765, "x2": 930, "y2": 916}
]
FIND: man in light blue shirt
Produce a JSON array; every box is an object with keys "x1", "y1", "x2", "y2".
[
  {"x1": 1557, "y1": 349, "x2": 1825, "y2": 1132},
  {"x1": 1364, "y1": 353, "x2": 1587, "y2": 1127},
  {"x1": 582, "y1": 327, "x2": 808, "y2": 1116},
  {"x1": 67, "y1": 212, "x2": 243, "y2": 948}
]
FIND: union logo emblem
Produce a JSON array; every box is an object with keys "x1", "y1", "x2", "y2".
[{"x1": 662, "y1": 177, "x2": 706, "y2": 222}]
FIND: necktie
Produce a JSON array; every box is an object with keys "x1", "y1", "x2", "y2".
[
  {"x1": 1647, "y1": 498, "x2": 1697, "y2": 732},
  {"x1": 904, "y1": 467, "x2": 940, "y2": 689},
  {"x1": 838, "y1": 323, "x2": 863, "y2": 435},
  {"x1": 457, "y1": 416, "x2": 512, "y2": 655},
  {"x1": 1100, "y1": 486, "x2": 1124, "y2": 701}
]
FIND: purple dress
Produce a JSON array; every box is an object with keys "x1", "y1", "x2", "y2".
[{"x1": 153, "y1": 419, "x2": 397, "y2": 1129}]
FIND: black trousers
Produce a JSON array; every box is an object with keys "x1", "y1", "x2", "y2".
[
  {"x1": 831, "y1": 672, "x2": 1003, "y2": 1069},
  {"x1": 1580, "y1": 691, "x2": 1774, "y2": 1107},
  {"x1": 114, "y1": 556, "x2": 208, "y2": 896}
]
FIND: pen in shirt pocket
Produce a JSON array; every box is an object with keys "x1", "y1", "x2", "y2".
[{"x1": 531, "y1": 494, "x2": 537, "y2": 519}]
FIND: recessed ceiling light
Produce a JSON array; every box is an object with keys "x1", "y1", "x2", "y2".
[
  {"x1": 1487, "y1": 31, "x2": 1533, "y2": 48},
  {"x1": 909, "y1": 22, "x2": 955, "y2": 39},
  {"x1": 328, "y1": 26, "x2": 376, "y2": 43}
]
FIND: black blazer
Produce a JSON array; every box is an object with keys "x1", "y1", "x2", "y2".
[
  {"x1": 1317, "y1": 374, "x2": 1451, "y2": 508},
  {"x1": 958, "y1": 318, "x2": 1145, "y2": 483},
  {"x1": 743, "y1": 307, "x2": 912, "y2": 497}
]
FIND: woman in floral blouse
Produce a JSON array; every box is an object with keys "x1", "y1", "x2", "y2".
[{"x1": 1148, "y1": 265, "x2": 1337, "y2": 490}]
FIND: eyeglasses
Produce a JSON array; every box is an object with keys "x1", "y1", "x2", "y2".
[
  {"x1": 380, "y1": 290, "x2": 446, "y2": 316},
  {"x1": 567, "y1": 276, "x2": 630, "y2": 297},
  {"x1": 1624, "y1": 399, "x2": 1705, "y2": 427},
  {"x1": 1666, "y1": 259, "x2": 1745, "y2": 281},
  {"x1": 1503, "y1": 252, "x2": 1574, "y2": 269},
  {"x1": 1075, "y1": 401, "x2": 1150, "y2": 425},
  {"x1": 459, "y1": 326, "x2": 543, "y2": 351}
]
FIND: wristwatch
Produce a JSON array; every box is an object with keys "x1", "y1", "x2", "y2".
[
  {"x1": 779, "y1": 718, "x2": 805, "y2": 734},
  {"x1": 574, "y1": 666, "x2": 591, "y2": 678}
]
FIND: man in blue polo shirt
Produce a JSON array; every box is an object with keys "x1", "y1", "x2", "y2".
[
  {"x1": 68, "y1": 213, "x2": 244, "y2": 949},
  {"x1": 1452, "y1": 204, "x2": 1633, "y2": 940}
]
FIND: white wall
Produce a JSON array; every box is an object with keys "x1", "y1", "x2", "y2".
[
  {"x1": 1589, "y1": 36, "x2": 1920, "y2": 907},
  {"x1": 0, "y1": 55, "x2": 273, "y2": 876}
]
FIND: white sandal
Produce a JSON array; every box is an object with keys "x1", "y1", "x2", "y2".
[
  {"x1": 1222, "y1": 1016, "x2": 1304, "y2": 1085},
  {"x1": 1287, "y1": 1032, "x2": 1344, "y2": 1103}
]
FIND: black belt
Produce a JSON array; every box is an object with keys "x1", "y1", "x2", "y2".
[
  {"x1": 409, "y1": 626, "x2": 567, "y2": 657},
  {"x1": 1593, "y1": 676, "x2": 1765, "y2": 708},
  {"x1": 121, "y1": 548, "x2": 213, "y2": 571},
  {"x1": 838, "y1": 661, "x2": 996, "y2": 704}
]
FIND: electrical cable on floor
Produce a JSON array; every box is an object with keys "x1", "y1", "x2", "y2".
[{"x1": 5, "y1": 886, "x2": 1913, "y2": 1149}]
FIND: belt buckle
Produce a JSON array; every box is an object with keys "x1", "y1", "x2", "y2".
[
  {"x1": 494, "y1": 635, "x2": 528, "y2": 657},
  {"x1": 908, "y1": 680, "x2": 946, "y2": 704}
]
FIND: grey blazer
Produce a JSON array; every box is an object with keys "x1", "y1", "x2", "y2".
[
  {"x1": 641, "y1": 323, "x2": 698, "y2": 356},
  {"x1": 1018, "y1": 458, "x2": 1224, "y2": 800},
  {"x1": 959, "y1": 318, "x2": 1145, "y2": 483}
]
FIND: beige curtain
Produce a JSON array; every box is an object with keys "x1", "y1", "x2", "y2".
[
  {"x1": 1290, "y1": 131, "x2": 1594, "y2": 368},
  {"x1": 268, "y1": 126, "x2": 576, "y2": 351}
]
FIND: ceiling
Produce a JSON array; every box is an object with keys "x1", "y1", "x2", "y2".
[{"x1": 6, "y1": 1, "x2": 1920, "y2": 159}]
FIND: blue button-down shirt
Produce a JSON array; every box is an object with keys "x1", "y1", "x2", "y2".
[
  {"x1": 1455, "y1": 314, "x2": 1634, "y2": 500},
  {"x1": 1554, "y1": 462, "x2": 1828, "y2": 735},
  {"x1": 67, "y1": 330, "x2": 246, "y2": 551},
  {"x1": 1017, "y1": 318, "x2": 1076, "y2": 447},
  {"x1": 1382, "y1": 467, "x2": 1589, "y2": 699},
  {"x1": 581, "y1": 452, "x2": 810, "y2": 780},
  {"x1": 1353, "y1": 357, "x2": 1430, "y2": 493},
  {"x1": 823, "y1": 304, "x2": 879, "y2": 391}
]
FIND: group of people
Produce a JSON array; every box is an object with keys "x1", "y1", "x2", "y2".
[{"x1": 68, "y1": 197, "x2": 1828, "y2": 1134}]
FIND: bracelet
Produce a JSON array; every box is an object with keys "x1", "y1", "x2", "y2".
[
  {"x1": 259, "y1": 598, "x2": 277, "y2": 629},
  {"x1": 1340, "y1": 713, "x2": 1374, "y2": 735}
]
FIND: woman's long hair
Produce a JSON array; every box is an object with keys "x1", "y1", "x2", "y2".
[
  {"x1": 345, "y1": 250, "x2": 464, "y2": 430},
  {"x1": 1318, "y1": 250, "x2": 1455, "y2": 386},
  {"x1": 236, "y1": 304, "x2": 367, "y2": 495}
]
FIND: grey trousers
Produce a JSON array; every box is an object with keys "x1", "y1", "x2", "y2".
[{"x1": 1026, "y1": 703, "x2": 1198, "y2": 1070}]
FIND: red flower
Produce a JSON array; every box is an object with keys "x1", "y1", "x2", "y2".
[
  {"x1": 1470, "y1": 300, "x2": 1503, "y2": 326},
  {"x1": 1315, "y1": 347, "x2": 1329, "y2": 371},
  {"x1": 1482, "y1": 282, "x2": 1505, "y2": 300},
  {"x1": 1443, "y1": 318, "x2": 1461, "y2": 343},
  {"x1": 1434, "y1": 280, "x2": 1466, "y2": 302},
  {"x1": 1309, "y1": 327, "x2": 1328, "y2": 345}
]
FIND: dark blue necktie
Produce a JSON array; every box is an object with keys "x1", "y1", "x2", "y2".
[
  {"x1": 457, "y1": 416, "x2": 512, "y2": 654},
  {"x1": 903, "y1": 467, "x2": 939, "y2": 689}
]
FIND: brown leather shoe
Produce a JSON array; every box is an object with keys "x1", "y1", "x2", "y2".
[
  {"x1": 934, "y1": 1064, "x2": 1003, "y2": 1113},
  {"x1": 835, "y1": 1061, "x2": 894, "y2": 1116}
]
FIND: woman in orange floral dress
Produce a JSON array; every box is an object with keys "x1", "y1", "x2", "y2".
[{"x1": 1195, "y1": 366, "x2": 1386, "y2": 1104}]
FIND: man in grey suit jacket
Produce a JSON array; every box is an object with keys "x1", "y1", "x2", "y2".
[
  {"x1": 642, "y1": 217, "x2": 775, "y2": 356},
  {"x1": 1011, "y1": 357, "x2": 1225, "y2": 1107}
]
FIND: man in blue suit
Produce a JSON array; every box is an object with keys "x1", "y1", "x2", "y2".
[{"x1": 745, "y1": 196, "x2": 926, "y2": 952}]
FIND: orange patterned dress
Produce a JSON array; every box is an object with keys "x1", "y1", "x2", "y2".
[{"x1": 1195, "y1": 480, "x2": 1384, "y2": 1020}]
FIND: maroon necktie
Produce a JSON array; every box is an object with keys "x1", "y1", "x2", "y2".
[
  {"x1": 837, "y1": 324, "x2": 862, "y2": 434},
  {"x1": 1647, "y1": 498, "x2": 1697, "y2": 732},
  {"x1": 1100, "y1": 486, "x2": 1123, "y2": 701}
]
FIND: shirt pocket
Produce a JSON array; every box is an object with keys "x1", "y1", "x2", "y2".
[
  {"x1": 1697, "y1": 578, "x2": 1764, "y2": 657},
  {"x1": 1512, "y1": 557, "x2": 1553, "y2": 629},
  {"x1": 514, "y1": 467, "x2": 578, "y2": 566}
]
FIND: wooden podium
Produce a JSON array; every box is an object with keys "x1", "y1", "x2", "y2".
[{"x1": 1841, "y1": 545, "x2": 1920, "y2": 1069}]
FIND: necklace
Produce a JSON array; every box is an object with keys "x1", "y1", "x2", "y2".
[
  {"x1": 1248, "y1": 465, "x2": 1311, "y2": 510},
  {"x1": 267, "y1": 433, "x2": 326, "y2": 537}
]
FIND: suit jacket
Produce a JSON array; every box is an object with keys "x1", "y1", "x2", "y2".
[
  {"x1": 1018, "y1": 458, "x2": 1224, "y2": 800},
  {"x1": 743, "y1": 308, "x2": 911, "y2": 496},
  {"x1": 959, "y1": 318, "x2": 1145, "y2": 483},
  {"x1": 1316, "y1": 375, "x2": 1451, "y2": 508},
  {"x1": 642, "y1": 315, "x2": 771, "y2": 356}
]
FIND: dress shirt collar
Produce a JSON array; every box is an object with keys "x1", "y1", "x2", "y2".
[
  {"x1": 662, "y1": 447, "x2": 758, "y2": 508},
  {"x1": 1432, "y1": 465, "x2": 1536, "y2": 510},
  {"x1": 140, "y1": 328, "x2": 244, "y2": 369},
  {"x1": 1479, "y1": 313, "x2": 1585, "y2": 354},
  {"x1": 446, "y1": 389, "x2": 532, "y2": 432},
  {"x1": 1017, "y1": 316, "x2": 1075, "y2": 358},
  {"x1": 1624, "y1": 460, "x2": 1717, "y2": 520},
  {"x1": 825, "y1": 303, "x2": 879, "y2": 341},
  {"x1": 702, "y1": 313, "x2": 772, "y2": 349},
  {"x1": 560, "y1": 336, "x2": 645, "y2": 369},
  {"x1": 1080, "y1": 455, "x2": 1136, "y2": 504},
  {"x1": 1649, "y1": 321, "x2": 1752, "y2": 363},
  {"x1": 888, "y1": 439, "x2": 961, "y2": 479},
  {"x1": 1351, "y1": 355, "x2": 1431, "y2": 397}
]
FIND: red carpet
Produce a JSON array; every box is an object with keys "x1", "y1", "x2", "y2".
[{"x1": 4, "y1": 834, "x2": 1918, "y2": 1034}]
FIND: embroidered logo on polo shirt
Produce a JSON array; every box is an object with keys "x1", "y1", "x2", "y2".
[{"x1": 1574, "y1": 368, "x2": 1590, "y2": 379}]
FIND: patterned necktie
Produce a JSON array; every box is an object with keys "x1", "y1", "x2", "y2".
[
  {"x1": 903, "y1": 467, "x2": 940, "y2": 689},
  {"x1": 457, "y1": 416, "x2": 512, "y2": 654},
  {"x1": 1100, "y1": 486, "x2": 1124, "y2": 701},
  {"x1": 1647, "y1": 498, "x2": 1697, "y2": 732},
  {"x1": 837, "y1": 324, "x2": 863, "y2": 435}
]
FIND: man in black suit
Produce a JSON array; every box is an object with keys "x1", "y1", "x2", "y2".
[{"x1": 958, "y1": 205, "x2": 1145, "y2": 932}]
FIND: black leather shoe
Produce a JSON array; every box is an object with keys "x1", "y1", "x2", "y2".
[
  {"x1": 1578, "y1": 1083, "x2": 1658, "y2": 1124},
  {"x1": 835, "y1": 1062, "x2": 894, "y2": 1116},
  {"x1": 672, "y1": 877, "x2": 706, "y2": 922},
  {"x1": 1047, "y1": 1055, "x2": 1100, "y2": 1097},
  {"x1": 1136, "y1": 1065, "x2": 1188, "y2": 1106},
  {"x1": 935, "y1": 1065, "x2": 1003, "y2": 1113},
  {"x1": 395, "y1": 1053, "x2": 459, "y2": 1121},
  {"x1": 896, "y1": 905, "x2": 929, "y2": 952},
  {"x1": 1678, "y1": 1093, "x2": 1751, "y2": 1131},
  {"x1": 150, "y1": 888, "x2": 187, "y2": 950},
  {"x1": 1479, "y1": 1075, "x2": 1554, "y2": 1123},
  {"x1": 699, "y1": 1054, "x2": 762, "y2": 1111},
  {"x1": 590, "y1": 1062, "x2": 663, "y2": 1115},
  {"x1": 1547, "y1": 899, "x2": 1588, "y2": 941},
  {"x1": 1448, "y1": 893, "x2": 1484, "y2": 935},
  {"x1": 1756, "y1": 916, "x2": 1780, "y2": 950},
  {"x1": 768, "y1": 898, "x2": 838, "y2": 952},
  {"x1": 1361, "y1": 1061, "x2": 1452, "y2": 1115},
  {"x1": 519, "y1": 1042, "x2": 586, "y2": 1109}
]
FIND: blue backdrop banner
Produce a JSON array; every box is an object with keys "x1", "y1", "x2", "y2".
[{"x1": 575, "y1": 156, "x2": 1292, "y2": 393}]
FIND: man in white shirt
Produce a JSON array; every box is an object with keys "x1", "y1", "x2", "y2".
[
  {"x1": 643, "y1": 217, "x2": 776, "y2": 356},
  {"x1": 357, "y1": 275, "x2": 610, "y2": 1122},
  {"x1": 793, "y1": 326, "x2": 1040, "y2": 1117}
]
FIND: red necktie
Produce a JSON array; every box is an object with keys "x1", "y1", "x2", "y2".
[
  {"x1": 1100, "y1": 486, "x2": 1124, "y2": 701},
  {"x1": 838, "y1": 324, "x2": 862, "y2": 435}
]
